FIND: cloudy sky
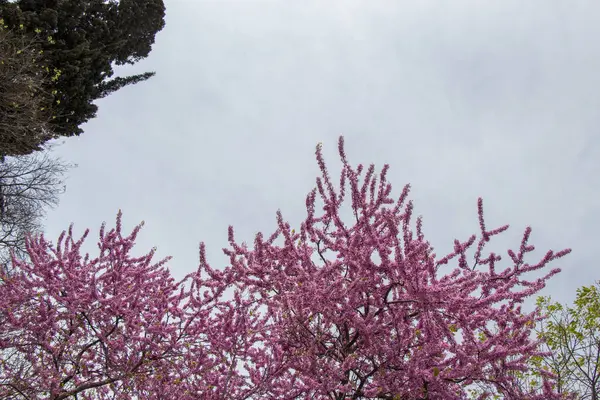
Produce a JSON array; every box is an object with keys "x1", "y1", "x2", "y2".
[{"x1": 43, "y1": 0, "x2": 599, "y2": 311}]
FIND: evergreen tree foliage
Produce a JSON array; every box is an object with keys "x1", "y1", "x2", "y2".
[
  {"x1": 0, "y1": 0, "x2": 165, "y2": 142},
  {"x1": 96, "y1": 71, "x2": 156, "y2": 99}
]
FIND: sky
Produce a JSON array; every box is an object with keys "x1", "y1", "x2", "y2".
[{"x1": 42, "y1": 0, "x2": 599, "y2": 313}]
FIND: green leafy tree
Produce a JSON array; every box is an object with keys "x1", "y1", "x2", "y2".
[
  {"x1": 0, "y1": 0, "x2": 165, "y2": 143},
  {"x1": 466, "y1": 282, "x2": 600, "y2": 400},
  {"x1": 532, "y1": 283, "x2": 600, "y2": 400}
]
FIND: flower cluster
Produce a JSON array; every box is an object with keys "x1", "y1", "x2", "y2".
[{"x1": 0, "y1": 137, "x2": 571, "y2": 399}]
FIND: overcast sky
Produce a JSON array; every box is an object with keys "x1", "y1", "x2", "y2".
[{"x1": 43, "y1": 0, "x2": 599, "y2": 311}]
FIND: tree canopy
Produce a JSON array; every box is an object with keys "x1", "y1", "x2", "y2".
[
  {"x1": 531, "y1": 284, "x2": 600, "y2": 399},
  {"x1": 0, "y1": 0, "x2": 165, "y2": 152},
  {"x1": 0, "y1": 137, "x2": 574, "y2": 399}
]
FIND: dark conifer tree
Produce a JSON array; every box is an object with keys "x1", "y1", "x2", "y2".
[{"x1": 0, "y1": 0, "x2": 165, "y2": 143}]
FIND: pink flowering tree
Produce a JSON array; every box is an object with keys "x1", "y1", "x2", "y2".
[
  {"x1": 135, "y1": 242, "x2": 293, "y2": 399},
  {"x1": 0, "y1": 211, "x2": 289, "y2": 399},
  {"x1": 0, "y1": 136, "x2": 574, "y2": 399},
  {"x1": 0, "y1": 213, "x2": 189, "y2": 399},
  {"x1": 0, "y1": 212, "x2": 266, "y2": 399},
  {"x1": 217, "y1": 137, "x2": 572, "y2": 399}
]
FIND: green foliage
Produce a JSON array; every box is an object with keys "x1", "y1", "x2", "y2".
[
  {"x1": 0, "y1": 0, "x2": 165, "y2": 144},
  {"x1": 533, "y1": 283, "x2": 600, "y2": 399},
  {"x1": 465, "y1": 296, "x2": 589, "y2": 400},
  {"x1": 96, "y1": 71, "x2": 156, "y2": 99}
]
